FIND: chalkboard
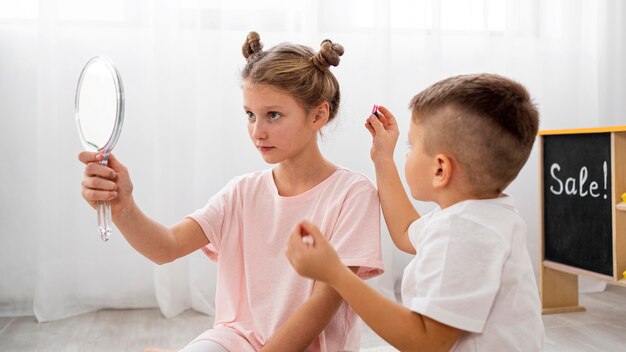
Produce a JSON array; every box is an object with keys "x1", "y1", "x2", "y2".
[{"x1": 543, "y1": 133, "x2": 613, "y2": 276}]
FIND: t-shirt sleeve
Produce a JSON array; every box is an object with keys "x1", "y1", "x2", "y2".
[
  {"x1": 185, "y1": 179, "x2": 240, "y2": 262},
  {"x1": 404, "y1": 215, "x2": 509, "y2": 333},
  {"x1": 328, "y1": 181, "x2": 384, "y2": 280}
]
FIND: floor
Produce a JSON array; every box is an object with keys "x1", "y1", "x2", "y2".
[{"x1": 1, "y1": 285, "x2": 626, "y2": 351}]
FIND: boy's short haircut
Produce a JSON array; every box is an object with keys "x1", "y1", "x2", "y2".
[{"x1": 409, "y1": 73, "x2": 539, "y2": 196}]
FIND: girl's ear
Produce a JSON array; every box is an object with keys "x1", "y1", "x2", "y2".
[
  {"x1": 433, "y1": 153, "x2": 453, "y2": 189},
  {"x1": 311, "y1": 101, "x2": 330, "y2": 130}
]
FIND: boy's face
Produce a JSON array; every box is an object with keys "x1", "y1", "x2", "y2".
[
  {"x1": 242, "y1": 81, "x2": 318, "y2": 164},
  {"x1": 405, "y1": 120, "x2": 435, "y2": 201}
]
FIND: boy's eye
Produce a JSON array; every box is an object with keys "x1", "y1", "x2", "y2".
[
  {"x1": 246, "y1": 111, "x2": 255, "y2": 121},
  {"x1": 268, "y1": 112, "x2": 282, "y2": 121}
]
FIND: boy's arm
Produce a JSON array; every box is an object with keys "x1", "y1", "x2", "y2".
[
  {"x1": 331, "y1": 265, "x2": 460, "y2": 352},
  {"x1": 374, "y1": 157, "x2": 419, "y2": 254},
  {"x1": 366, "y1": 107, "x2": 419, "y2": 254},
  {"x1": 285, "y1": 221, "x2": 461, "y2": 352},
  {"x1": 261, "y1": 268, "x2": 359, "y2": 352}
]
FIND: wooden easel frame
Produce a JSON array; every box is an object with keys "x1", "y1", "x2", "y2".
[{"x1": 539, "y1": 126, "x2": 626, "y2": 314}]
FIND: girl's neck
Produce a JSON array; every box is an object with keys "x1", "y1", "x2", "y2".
[{"x1": 272, "y1": 148, "x2": 337, "y2": 197}]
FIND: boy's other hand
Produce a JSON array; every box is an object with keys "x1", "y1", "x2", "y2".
[
  {"x1": 285, "y1": 221, "x2": 345, "y2": 285},
  {"x1": 364, "y1": 105, "x2": 400, "y2": 164}
]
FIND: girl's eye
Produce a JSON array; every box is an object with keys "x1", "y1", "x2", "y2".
[
  {"x1": 246, "y1": 111, "x2": 255, "y2": 121},
  {"x1": 268, "y1": 112, "x2": 281, "y2": 121}
]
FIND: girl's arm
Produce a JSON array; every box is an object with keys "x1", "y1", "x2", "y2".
[
  {"x1": 286, "y1": 221, "x2": 461, "y2": 352},
  {"x1": 365, "y1": 106, "x2": 419, "y2": 254},
  {"x1": 79, "y1": 152, "x2": 208, "y2": 264},
  {"x1": 114, "y1": 205, "x2": 208, "y2": 264},
  {"x1": 261, "y1": 268, "x2": 358, "y2": 352}
]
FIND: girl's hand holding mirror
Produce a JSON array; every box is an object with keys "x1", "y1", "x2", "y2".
[
  {"x1": 78, "y1": 151, "x2": 134, "y2": 221},
  {"x1": 75, "y1": 56, "x2": 125, "y2": 241}
]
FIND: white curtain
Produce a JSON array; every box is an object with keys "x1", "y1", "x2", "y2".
[{"x1": 1, "y1": 0, "x2": 624, "y2": 322}]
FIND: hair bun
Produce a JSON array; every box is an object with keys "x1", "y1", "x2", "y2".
[
  {"x1": 311, "y1": 39, "x2": 344, "y2": 70},
  {"x1": 242, "y1": 31, "x2": 263, "y2": 60}
]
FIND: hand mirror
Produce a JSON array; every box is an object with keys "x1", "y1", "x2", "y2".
[{"x1": 75, "y1": 56, "x2": 124, "y2": 241}]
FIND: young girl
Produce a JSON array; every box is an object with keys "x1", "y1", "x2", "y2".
[{"x1": 78, "y1": 32, "x2": 384, "y2": 352}]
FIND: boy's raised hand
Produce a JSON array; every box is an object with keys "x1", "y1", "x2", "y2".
[
  {"x1": 364, "y1": 105, "x2": 400, "y2": 163},
  {"x1": 285, "y1": 221, "x2": 345, "y2": 284},
  {"x1": 78, "y1": 151, "x2": 134, "y2": 219}
]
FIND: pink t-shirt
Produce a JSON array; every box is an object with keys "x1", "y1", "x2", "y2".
[{"x1": 186, "y1": 168, "x2": 384, "y2": 352}]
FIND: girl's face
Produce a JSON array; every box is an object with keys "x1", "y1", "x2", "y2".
[
  {"x1": 242, "y1": 82, "x2": 321, "y2": 164},
  {"x1": 405, "y1": 120, "x2": 435, "y2": 201}
]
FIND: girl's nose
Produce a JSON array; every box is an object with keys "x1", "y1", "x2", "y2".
[{"x1": 251, "y1": 119, "x2": 267, "y2": 140}]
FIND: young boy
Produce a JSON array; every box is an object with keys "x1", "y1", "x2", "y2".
[{"x1": 286, "y1": 73, "x2": 544, "y2": 351}]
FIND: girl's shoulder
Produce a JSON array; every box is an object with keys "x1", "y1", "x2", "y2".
[
  {"x1": 331, "y1": 167, "x2": 376, "y2": 191},
  {"x1": 233, "y1": 168, "x2": 270, "y2": 182},
  {"x1": 218, "y1": 169, "x2": 272, "y2": 196},
  {"x1": 316, "y1": 167, "x2": 379, "y2": 205},
  {"x1": 228, "y1": 168, "x2": 270, "y2": 184}
]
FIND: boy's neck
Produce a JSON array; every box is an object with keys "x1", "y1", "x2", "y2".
[{"x1": 436, "y1": 189, "x2": 504, "y2": 209}]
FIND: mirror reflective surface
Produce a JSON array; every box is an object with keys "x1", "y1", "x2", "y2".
[{"x1": 75, "y1": 56, "x2": 124, "y2": 241}]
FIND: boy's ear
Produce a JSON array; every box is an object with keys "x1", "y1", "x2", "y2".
[
  {"x1": 433, "y1": 154, "x2": 453, "y2": 189},
  {"x1": 311, "y1": 101, "x2": 330, "y2": 129}
]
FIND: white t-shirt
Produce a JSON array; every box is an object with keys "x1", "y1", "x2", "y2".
[
  {"x1": 187, "y1": 168, "x2": 384, "y2": 352},
  {"x1": 402, "y1": 195, "x2": 544, "y2": 351}
]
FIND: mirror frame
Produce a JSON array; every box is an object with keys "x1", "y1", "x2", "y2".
[{"x1": 75, "y1": 55, "x2": 125, "y2": 154}]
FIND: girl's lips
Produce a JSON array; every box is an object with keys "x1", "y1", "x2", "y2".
[{"x1": 257, "y1": 146, "x2": 274, "y2": 153}]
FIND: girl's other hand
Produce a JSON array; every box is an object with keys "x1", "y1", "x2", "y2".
[
  {"x1": 285, "y1": 220, "x2": 344, "y2": 285},
  {"x1": 364, "y1": 105, "x2": 400, "y2": 164}
]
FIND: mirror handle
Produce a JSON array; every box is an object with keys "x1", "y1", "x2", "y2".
[{"x1": 97, "y1": 154, "x2": 112, "y2": 241}]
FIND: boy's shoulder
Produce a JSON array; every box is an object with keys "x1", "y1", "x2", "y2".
[
  {"x1": 415, "y1": 196, "x2": 524, "y2": 245},
  {"x1": 446, "y1": 195, "x2": 519, "y2": 218}
]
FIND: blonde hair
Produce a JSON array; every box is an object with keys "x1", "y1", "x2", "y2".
[
  {"x1": 241, "y1": 31, "x2": 344, "y2": 122},
  {"x1": 409, "y1": 73, "x2": 539, "y2": 195}
]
